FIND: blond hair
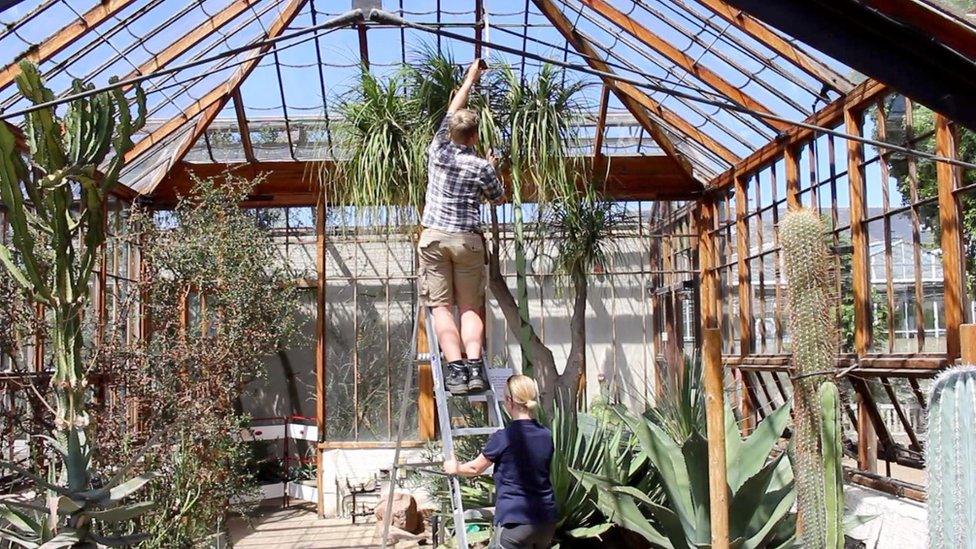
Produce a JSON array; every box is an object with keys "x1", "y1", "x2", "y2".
[
  {"x1": 449, "y1": 108, "x2": 479, "y2": 143},
  {"x1": 506, "y1": 374, "x2": 539, "y2": 412}
]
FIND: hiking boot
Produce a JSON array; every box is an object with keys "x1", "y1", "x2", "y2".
[
  {"x1": 445, "y1": 361, "x2": 470, "y2": 395},
  {"x1": 466, "y1": 358, "x2": 488, "y2": 393}
]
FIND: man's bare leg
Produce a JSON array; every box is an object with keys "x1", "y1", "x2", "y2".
[
  {"x1": 459, "y1": 306, "x2": 484, "y2": 360},
  {"x1": 432, "y1": 305, "x2": 463, "y2": 363}
]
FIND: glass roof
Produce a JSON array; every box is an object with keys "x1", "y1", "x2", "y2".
[{"x1": 0, "y1": 0, "x2": 861, "y2": 193}]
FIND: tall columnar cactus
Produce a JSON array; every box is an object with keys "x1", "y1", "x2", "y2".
[
  {"x1": 0, "y1": 62, "x2": 156, "y2": 546},
  {"x1": 926, "y1": 366, "x2": 976, "y2": 548},
  {"x1": 781, "y1": 208, "x2": 845, "y2": 548}
]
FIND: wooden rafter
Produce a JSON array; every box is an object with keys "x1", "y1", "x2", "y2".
[
  {"x1": 474, "y1": 0, "x2": 485, "y2": 58},
  {"x1": 232, "y1": 90, "x2": 257, "y2": 163},
  {"x1": 532, "y1": 0, "x2": 720, "y2": 183},
  {"x1": 592, "y1": 84, "x2": 610, "y2": 160},
  {"x1": 357, "y1": 24, "x2": 370, "y2": 68},
  {"x1": 580, "y1": 0, "x2": 788, "y2": 132},
  {"x1": 153, "y1": 154, "x2": 699, "y2": 206},
  {"x1": 859, "y1": 0, "x2": 976, "y2": 63},
  {"x1": 693, "y1": 0, "x2": 854, "y2": 93},
  {"x1": 124, "y1": 0, "x2": 308, "y2": 191},
  {"x1": 0, "y1": 0, "x2": 140, "y2": 91},
  {"x1": 122, "y1": 0, "x2": 262, "y2": 83},
  {"x1": 709, "y1": 78, "x2": 887, "y2": 191}
]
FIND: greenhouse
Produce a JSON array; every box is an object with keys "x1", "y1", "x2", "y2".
[{"x1": 1, "y1": 0, "x2": 975, "y2": 547}]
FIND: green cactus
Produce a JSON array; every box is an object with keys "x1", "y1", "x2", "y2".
[
  {"x1": 0, "y1": 61, "x2": 155, "y2": 547},
  {"x1": 780, "y1": 208, "x2": 845, "y2": 548},
  {"x1": 926, "y1": 366, "x2": 976, "y2": 548}
]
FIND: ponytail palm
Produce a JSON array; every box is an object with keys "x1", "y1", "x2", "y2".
[
  {"x1": 323, "y1": 67, "x2": 428, "y2": 223},
  {"x1": 546, "y1": 189, "x2": 624, "y2": 405},
  {"x1": 493, "y1": 64, "x2": 586, "y2": 378}
]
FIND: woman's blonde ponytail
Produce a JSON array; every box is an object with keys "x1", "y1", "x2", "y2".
[{"x1": 506, "y1": 375, "x2": 540, "y2": 413}]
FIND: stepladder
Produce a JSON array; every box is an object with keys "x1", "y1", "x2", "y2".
[{"x1": 381, "y1": 305, "x2": 507, "y2": 548}]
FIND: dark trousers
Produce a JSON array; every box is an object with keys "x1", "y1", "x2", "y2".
[{"x1": 489, "y1": 522, "x2": 557, "y2": 548}]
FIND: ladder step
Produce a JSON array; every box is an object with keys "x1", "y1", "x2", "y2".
[
  {"x1": 396, "y1": 460, "x2": 442, "y2": 469},
  {"x1": 463, "y1": 507, "x2": 494, "y2": 521},
  {"x1": 452, "y1": 427, "x2": 502, "y2": 437}
]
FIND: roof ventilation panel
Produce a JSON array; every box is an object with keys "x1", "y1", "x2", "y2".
[{"x1": 352, "y1": 0, "x2": 382, "y2": 10}]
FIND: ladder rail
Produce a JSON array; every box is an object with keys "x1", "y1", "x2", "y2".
[
  {"x1": 383, "y1": 305, "x2": 504, "y2": 549},
  {"x1": 427, "y1": 310, "x2": 469, "y2": 548},
  {"x1": 380, "y1": 300, "x2": 422, "y2": 546}
]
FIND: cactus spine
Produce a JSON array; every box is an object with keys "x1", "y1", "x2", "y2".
[
  {"x1": 781, "y1": 208, "x2": 845, "y2": 548},
  {"x1": 926, "y1": 366, "x2": 976, "y2": 549}
]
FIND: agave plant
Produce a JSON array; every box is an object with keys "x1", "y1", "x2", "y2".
[
  {"x1": 0, "y1": 61, "x2": 156, "y2": 547},
  {"x1": 574, "y1": 401, "x2": 796, "y2": 549},
  {"x1": 647, "y1": 353, "x2": 706, "y2": 444}
]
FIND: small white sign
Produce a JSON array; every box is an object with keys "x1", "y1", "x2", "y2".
[{"x1": 488, "y1": 368, "x2": 513, "y2": 398}]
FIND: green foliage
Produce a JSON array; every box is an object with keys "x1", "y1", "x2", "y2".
[
  {"x1": 780, "y1": 209, "x2": 844, "y2": 548},
  {"x1": 326, "y1": 67, "x2": 429, "y2": 222},
  {"x1": 547, "y1": 405, "x2": 647, "y2": 544},
  {"x1": 545, "y1": 189, "x2": 625, "y2": 285},
  {"x1": 0, "y1": 60, "x2": 153, "y2": 547},
  {"x1": 926, "y1": 365, "x2": 976, "y2": 548},
  {"x1": 95, "y1": 175, "x2": 301, "y2": 547},
  {"x1": 877, "y1": 96, "x2": 976, "y2": 294},
  {"x1": 646, "y1": 354, "x2": 706, "y2": 444},
  {"x1": 490, "y1": 63, "x2": 587, "y2": 376},
  {"x1": 574, "y1": 401, "x2": 796, "y2": 548}
]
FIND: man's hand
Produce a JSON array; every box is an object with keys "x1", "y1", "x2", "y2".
[
  {"x1": 466, "y1": 59, "x2": 486, "y2": 82},
  {"x1": 449, "y1": 59, "x2": 485, "y2": 113},
  {"x1": 487, "y1": 150, "x2": 499, "y2": 171}
]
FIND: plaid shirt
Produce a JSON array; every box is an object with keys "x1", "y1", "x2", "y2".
[{"x1": 422, "y1": 113, "x2": 504, "y2": 233}]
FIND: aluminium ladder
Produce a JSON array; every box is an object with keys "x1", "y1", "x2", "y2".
[{"x1": 381, "y1": 306, "x2": 504, "y2": 548}]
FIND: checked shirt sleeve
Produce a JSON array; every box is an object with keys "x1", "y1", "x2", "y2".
[
  {"x1": 479, "y1": 163, "x2": 505, "y2": 204},
  {"x1": 429, "y1": 113, "x2": 452, "y2": 152}
]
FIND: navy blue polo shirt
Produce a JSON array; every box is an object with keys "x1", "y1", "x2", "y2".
[{"x1": 482, "y1": 419, "x2": 558, "y2": 526}]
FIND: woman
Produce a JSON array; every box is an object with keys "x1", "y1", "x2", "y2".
[{"x1": 444, "y1": 375, "x2": 558, "y2": 548}]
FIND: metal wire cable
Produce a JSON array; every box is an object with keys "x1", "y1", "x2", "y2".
[
  {"x1": 4, "y1": 7, "x2": 975, "y2": 174},
  {"x1": 370, "y1": 10, "x2": 976, "y2": 171},
  {"x1": 565, "y1": 0, "x2": 776, "y2": 141}
]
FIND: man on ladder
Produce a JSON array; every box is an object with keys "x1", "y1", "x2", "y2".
[{"x1": 419, "y1": 59, "x2": 504, "y2": 396}]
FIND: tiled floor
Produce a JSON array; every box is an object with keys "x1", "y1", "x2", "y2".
[{"x1": 228, "y1": 503, "x2": 426, "y2": 548}]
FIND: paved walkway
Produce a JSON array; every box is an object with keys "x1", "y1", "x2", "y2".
[{"x1": 228, "y1": 504, "x2": 405, "y2": 548}]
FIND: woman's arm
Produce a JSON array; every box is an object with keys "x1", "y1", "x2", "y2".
[{"x1": 444, "y1": 454, "x2": 492, "y2": 478}]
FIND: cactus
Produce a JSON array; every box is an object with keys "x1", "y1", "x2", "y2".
[
  {"x1": 780, "y1": 208, "x2": 845, "y2": 548},
  {"x1": 926, "y1": 366, "x2": 976, "y2": 548},
  {"x1": 0, "y1": 61, "x2": 155, "y2": 546}
]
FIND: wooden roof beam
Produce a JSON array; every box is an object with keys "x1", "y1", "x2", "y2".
[
  {"x1": 124, "y1": 0, "x2": 309, "y2": 189},
  {"x1": 580, "y1": 0, "x2": 788, "y2": 132},
  {"x1": 693, "y1": 0, "x2": 855, "y2": 94},
  {"x1": 708, "y1": 78, "x2": 887, "y2": 192},
  {"x1": 153, "y1": 155, "x2": 700, "y2": 206},
  {"x1": 0, "y1": 0, "x2": 140, "y2": 91},
  {"x1": 533, "y1": 0, "x2": 732, "y2": 183},
  {"x1": 122, "y1": 0, "x2": 262, "y2": 83},
  {"x1": 231, "y1": 90, "x2": 256, "y2": 163},
  {"x1": 592, "y1": 84, "x2": 610, "y2": 160}
]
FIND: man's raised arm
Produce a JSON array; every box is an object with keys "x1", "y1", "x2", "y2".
[{"x1": 447, "y1": 59, "x2": 485, "y2": 115}]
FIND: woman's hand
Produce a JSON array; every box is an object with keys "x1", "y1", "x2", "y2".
[{"x1": 444, "y1": 457, "x2": 459, "y2": 476}]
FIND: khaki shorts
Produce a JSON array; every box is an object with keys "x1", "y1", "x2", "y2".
[{"x1": 418, "y1": 228, "x2": 486, "y2": 309}]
